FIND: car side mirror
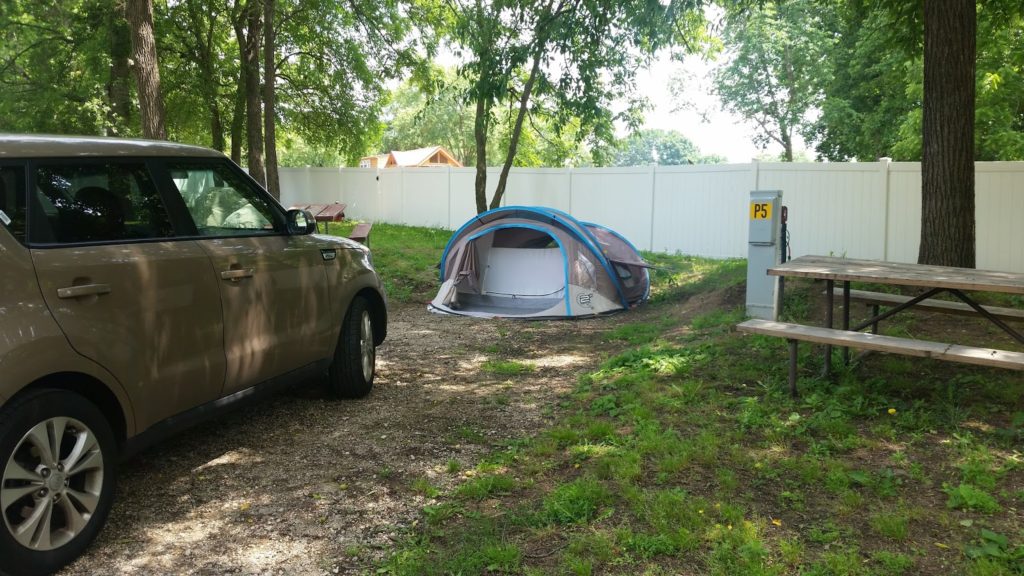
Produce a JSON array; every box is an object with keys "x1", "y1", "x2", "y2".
[{"x1": 286, "y1": 209, "x2": 317, "y2": 235}]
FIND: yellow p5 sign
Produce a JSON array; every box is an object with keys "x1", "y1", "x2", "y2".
[{"x1": 750, "y1": 201, "x2": 772, "y2": 220}]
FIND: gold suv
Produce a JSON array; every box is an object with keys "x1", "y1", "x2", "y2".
[{"x1": 0, "y1": 135, "x2": 387, "y2": 576}]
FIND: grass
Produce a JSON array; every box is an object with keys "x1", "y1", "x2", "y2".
[
  {"x1": 335, "y1": 224, "x2": 1024, "y2": 575},
  {"x1": 481, "y1": 359, "x2": 536, "y2": 375}
]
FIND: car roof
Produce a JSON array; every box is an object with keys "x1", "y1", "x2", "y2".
[{"x1": 0, "y1": 134, "x2": 224, "y2": 159}]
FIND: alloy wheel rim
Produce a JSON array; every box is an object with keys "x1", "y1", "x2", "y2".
[
  {"x1": 1, "y1": 417, "x2": 104, "y2": 551},
  {"x1": 360, "y1": 310, "x2": 375, "y2": 382}
]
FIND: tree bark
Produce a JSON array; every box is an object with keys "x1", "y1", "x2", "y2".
[
  {"x1": 473, "y1": 95, "x2": 489, "y2": 214},
  {"x1": 245, "y1": 1, "x2": 266, "y2": 185},
  {"x1": 230, "y1": 78, "x2": 245, "y2": 163},
  {"x1": 126, "y1": 0, "x2": 168, "y2": 139},
  {"x1": 263, "y1": 0, "x2": 280, "y2": 199},
  {"x1": 106, "y1": 2, "x2": 132, "y2": 135},
  {"x1": 233, "y1": 0, "x2": 265, "y2": 184},
  {"x1": 919, "y1": 0, "x2": 975, "y2": 268}
]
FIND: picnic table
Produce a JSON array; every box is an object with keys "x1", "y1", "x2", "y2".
[
  {"x1": 738, "y1": 255, "x2": 1024, "y2": 395},
  {"x1": 290, "y1": 203, "x2": 347, "y2": 232}
]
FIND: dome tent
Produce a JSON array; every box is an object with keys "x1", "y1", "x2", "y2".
[{"x1": 430, "y1": 206, "x2": 651, "y2": 318}]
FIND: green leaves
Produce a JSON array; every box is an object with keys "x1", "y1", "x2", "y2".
[{"x1": 712, "y1": 0, "x2": 834, "y2": 161}]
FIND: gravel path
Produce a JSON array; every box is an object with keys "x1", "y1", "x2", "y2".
[{"x1": 60, "y1": 302, "x2": 636, "y2": 575}]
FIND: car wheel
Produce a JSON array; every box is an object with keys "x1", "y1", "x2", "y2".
[
  {"x1": 0, "y1": 390, "x2": 116, "y2": 576},
  {"x1": 327, "y1": 295, "x2": 376, "y2": 398}
]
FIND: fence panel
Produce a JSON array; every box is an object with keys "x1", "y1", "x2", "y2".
[
  {"x1": 570, "y1": 167, "x2": 655, "y2": 250},
  {"x1": 502, "y1": 168, "x2": 573, "y2": 213},
  {"x1": 278, "y1": 162, "x2": 1024, "y2": 272},
  {"x1": 398, "y1": 167, "x2": 451, "y2": 228},
  {"x1": 378, "y1": 169, "x2": 404, "y2": 224},
  {"x1": 759, "y1": 162, "x2": 887, "y2": 261},
  {"x1": 977, "y1": 163, "x2": 1024, "y2": 272},
  {"x1": 336, "y1": 168, "x2": 379, "y2": 221},
  {"x1": 652, "y1": 165, "x2": 752, "y2": 258}
]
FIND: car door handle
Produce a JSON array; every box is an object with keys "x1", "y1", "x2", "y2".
[
  {"x1": 220, "y1": 268, "x2": 254, "y2": 281},
  {"x1": 57, "y1": 284, "x2": 112, "y2": 299}
]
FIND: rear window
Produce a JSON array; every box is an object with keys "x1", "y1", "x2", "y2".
[
  {"x1": 0, "y1": 165, "x2": 26, "y2": 242},
  {"x1": 30, "y1": 162, "x2": 174, "y2": 244}
]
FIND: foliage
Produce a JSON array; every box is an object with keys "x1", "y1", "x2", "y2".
[
  {"x1": 0, "y1": 0, "x2": 422, "y2": 166},
  {"x1": 808, "y1": 2, "x2": 918, "y2": 161},
  {"x1": 0, "y1": 0, "x2": 122, "y2": 135},
  {"x1": 271, "y1": 0, "x2": 420, "y2": 165},
  {"x1": 613, "y1": 129, "x2": 726, "y2": 166},
  {"x1": 711, "y1": 0, "x2": 835, "y2": 162},
  {"x1": 441, "y1": 0, "x2": 709, "y2": 211},
  {"x1": 811, "y1": 0, "x2": 1024, "y2": 162},
  {"x1": 380, "y1": 67, "x2": 594, "y2": 167}
]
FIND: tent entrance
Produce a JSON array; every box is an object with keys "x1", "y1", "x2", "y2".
[
  {"x1": 463, "y1": 245, "x2": 564, "y2": 315},
  {"x1": 480, "y1": 247, "x2": 564, "y2": 297}
]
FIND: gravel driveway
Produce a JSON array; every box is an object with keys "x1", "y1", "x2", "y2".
[{"x1": 60, "y1": 302, "x2": 630, "y2": 575}]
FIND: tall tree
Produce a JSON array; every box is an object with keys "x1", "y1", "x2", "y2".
[
  {"x1": 263, "y1": 0, "x2": 280, "y2": 198},
  {"x1": 107, "y1": 2, "x2": 133, "y2": 135},
  {"x1": 448, "y1": 0, "x2": 707, "y2": 213},
  {"x1": 918, "y1": 0, "x2": 975, "y2": 267},
  {"x1": 233, "y1": 0, "x2": 265, "y2": 184},
  {"x1": 711, "y1": 0, "x2": 833, "y2": 161},
  {"x1": 160, "y1": 0, "x2": 234, "y2": 151},
  {"x1": 126, "y1": 0, "x2": 168, "y2": 139}
]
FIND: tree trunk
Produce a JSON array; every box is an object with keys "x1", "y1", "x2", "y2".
[
  {"x1": 106, "y1": 2, "x2": 132, "y2": 135},
  {"x1": 490, "y1": 50, "x2": 542, "y2": 210},
  {"x1": 126, "y1": 0, "x2": 168, "y2": 139},
  {"x1": 244, "y1": 1, "x2": 265, "y2": 185},
  {"x1": 473, "y1": 95, "x2": 489, "y2": 214},
  {"x1": 263, "y1": 0, "x2": 280, "y2": 199},
  {"x1": 189, "y1": 5, "x2": 225, "y2": 152},
  {"x1": 230, "y1": 80, "x2": 245, "y2": 163},
  {"x1": 919, "y1": 0, "x2": 975, "y2": 268}
]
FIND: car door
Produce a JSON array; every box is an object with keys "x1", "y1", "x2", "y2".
[
  {"x1": 163, "y1": 159, "x2": 333, "y2": 395},
  {"x1": 28, "y1": 159, "x2": 227, "y2": 432}
]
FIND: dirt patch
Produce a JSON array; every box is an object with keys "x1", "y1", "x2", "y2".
[{"x1": 60, "y1": 300, "x2": 702, "y2": 576}]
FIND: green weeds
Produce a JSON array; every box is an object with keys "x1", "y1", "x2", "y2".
[{"x1": 364, "y1": 239, "x2": 1023, "y2": 575}]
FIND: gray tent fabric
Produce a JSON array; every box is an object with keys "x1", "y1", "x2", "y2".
[{"x1": 429, "y1": 206, "x2": 650, "y2": 319}]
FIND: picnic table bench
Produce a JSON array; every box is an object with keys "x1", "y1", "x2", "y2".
[
  {"x1": 737, "y1": 256, "x2": 1024, "y2": 396},
  {"x1": 290, "y1": 203, "x2": 347, "y2": 233},
  {"x1": 288, "y1": 202, "x2": 372, "y2": 244}
]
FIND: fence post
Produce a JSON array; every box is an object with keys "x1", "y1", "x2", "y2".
[
  {"x1": 648, "y1": 164, "x2": 657, "y2": 251},
  {"x1": 880, "y1": 157, "x2": 892, "y2": 261},
  {"x1": 568, "y1": 167, "x2": 574, "y2": 216}
]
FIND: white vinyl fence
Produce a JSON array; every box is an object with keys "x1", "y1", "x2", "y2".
[{"x1": 278, "y1": 160, "x2": 1024, "y2": 273}]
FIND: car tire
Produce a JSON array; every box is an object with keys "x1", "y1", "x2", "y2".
[
  {"x1": 327, "y1": 295, "x2": 376, "y2": 398},
  {"x1": 0, "y1": 389, "x2": 117, "y2": 576}
]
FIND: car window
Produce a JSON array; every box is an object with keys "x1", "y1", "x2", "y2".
[
  {"x1": 166, "y1": 161, "x2": 279, "y2": 236},
  {"x1": 0, "y1": 165, "x2": 26, "y2": 242},
  {"x1": 31, "y1": 162, "x2": 175, "y2": 244}
]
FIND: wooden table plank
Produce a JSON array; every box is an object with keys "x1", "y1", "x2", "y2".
[{"x1": 769, "y1": 255, "x2": 1024, "y2": 295}]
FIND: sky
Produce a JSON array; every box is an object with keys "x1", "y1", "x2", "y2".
[{"x1": 632, "y1": 51, "x2": 763, "y2": 163}]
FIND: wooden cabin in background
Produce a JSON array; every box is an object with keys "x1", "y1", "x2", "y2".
[{"x1": 359, "y1": 146, "x2": 464, "y2": 169}]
